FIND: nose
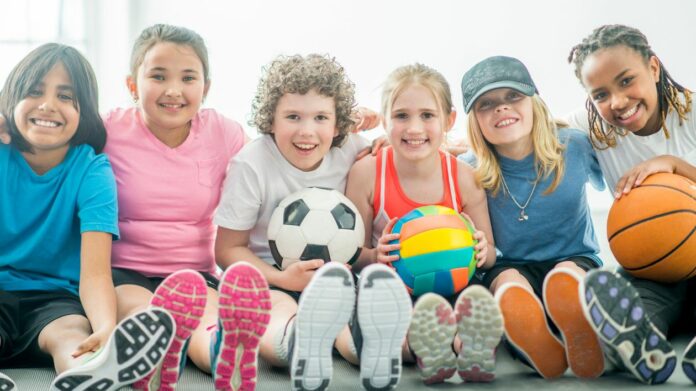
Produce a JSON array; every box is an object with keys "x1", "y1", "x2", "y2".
[
  {"x1": 38, "y1": 96, "x2": 57, "y2": 112},
  {"x1": 610, "y1": 93, "x2": 628, "y2": 111},
  {"x1": 165, "y1": 82, "x2": 183, "y2": 97},
  {"x1": 495, "y1": 104, "x2": 510, "y2": 113}
]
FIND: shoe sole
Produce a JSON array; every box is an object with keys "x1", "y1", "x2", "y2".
[
  {"x1": 455, "y1": 285, "x2": 503, "y2": 382},
  {"x1": 135, "y1": 270, "x2": 208, "y2": 391},
  {"x1": 582, "y1": 270, "x2": 676, "y2": 384},
  {"x1": 51, "y1": 308, "x2": 174, "y2": 391},
  {"x1": 683, "y1": 336, "x2": 696, "y2": 384},
  {"x1": 358, "y1": 266, "x2": 411, "y2": 390},
  {"x1": 408, "y1": 293, "x2": 456, "y2": 385},
  {"x1": 0, "y1": 373, "x2": 15, "y2": 391},
  {"x1": 291, "y1": 264, "x2": 355, "y2": 391},
  {"x1": 215, "y1": 262, "x2": 272, "y2": 391},
  {"x1": 543, "y1": 269, "x2": 604, "y2": 378},
  {"x1": 496, "y1": 283, "x2": 567, "y2": 378}
]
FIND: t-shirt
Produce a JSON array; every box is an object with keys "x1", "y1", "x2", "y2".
[
  {"x1": 104, "y1": 108, "x2": 245, "y2": 276},
  {"x1": 462, "y1": 129, "x2": 604, "y2": 265},
  {"x1": 0, "y1": 144, "x2": 119, "y2": 295},
  {"x1": 566, "y1": 102, "x2": 696, "y2": 191},
  {"x1": 214, "y1": 134, "x2": 370, "y2": 265}
]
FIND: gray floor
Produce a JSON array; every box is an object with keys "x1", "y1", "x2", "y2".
[{"x1": 5, "y1": 336, "x2": 695, "y2": 390}]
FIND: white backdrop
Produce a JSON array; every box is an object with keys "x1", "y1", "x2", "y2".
[{"x1": 3, "y1": 0, "x2": 696, "y2": 265}]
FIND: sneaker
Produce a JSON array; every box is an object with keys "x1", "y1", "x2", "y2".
[
  {"x1": 543, "y1": 268, "x2": 604, "y2": 379},
  {"x1": 134, "y1": 269, "x2": 208, "y2": 391},
  {"x1": 454, "y1": 285, "x2": 504, "y2": 382},
  {"x1": 51, "y1": 308, "x2": 175, "y2": 391},
  {"x1": 357, "y1": 264, "x2": 411, "y2": 390},
  {"x1": 495, "y1": 283, "x2": 567, "y2": 378},
  {"x1": 291, "y1": 263, "x2": 355, "y2": 391},
  {"x1": 0, "y1": 372, "x2": 15, "y2": 391},
  {"x1": 582, "y1": 270, "x2": 676, "y2": 384},
  {"x1": 407, "y1": 293, "x2": 456, "y2": 384},
  {"x1": 682, "y1": 335, "x2": 696, "y2": 384},
  {"x1": 212, "y1": 261, "x2": 272, "y2": 391}
]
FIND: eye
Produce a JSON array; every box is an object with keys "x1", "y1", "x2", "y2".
[
  {"x1": 286, "y1": 114, "x2": 300, "y2": 120},
  {"x1": 476, "y1": 100, "x2": 492, "y2": 111},
  {"x1": 421, "y1": 112, "x2": 436, "y2": 120},
  {"x1": 393, "y1": 112, "x2": 408, "y2": 120},
  {"x1": 27, "y1": 89, "x2": 42, "y2": 97},
  {"x1": 151, "y1": 74, "x2": 165, "y2": 81},
  {"x1": 620, "y1": 77, "x2": 634, "y2": 87},
  {"x1": 592, "y1": 92, "x2": 607, "y2": 102},
  {"x1": 58, "y1": 93, "x2": 74, "y2": 101},
  {"x1": 183, "y1": 76, "x2": 195, "y2": 82},
  {"x1": 316, "y1": 114, "x2": 329, "y2": 121},
  {"x1": 506, "y1": 91, "x2": 522, "y2": 101}
]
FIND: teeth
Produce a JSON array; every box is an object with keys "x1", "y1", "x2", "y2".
[
  {"x1": 295, "y1": 143, "x2": 316, "y2": 150},
  {"x1": 404, "y1": 139, "x2": 426, "y2": 145},
  {"x1": 160, "y1": 103, "x2": 182, "y2": 108},
  {"x1": 32, "y1": 119, "x2": 60, "y2": 127},
  {"x1": 619, "y1": 105, "x2": 638, "y2": 120},
  {"x1": 496, "y1": 118, "x2": 517, "y2": 127}
]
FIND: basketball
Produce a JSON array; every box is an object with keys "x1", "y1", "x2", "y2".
[
  {"x1": 389, "y1": 205, "x2": 477, "y2": 297},
  {"x1": 607, "y1": 173, "x2": 696, "y2": 282}
]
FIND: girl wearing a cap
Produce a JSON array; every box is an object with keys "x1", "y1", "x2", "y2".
[
  {"x1": 568, "y1": 24, "x2": 696, "y2": 385},
  {"x1": 461, "y1": 56, "x2": 605, "y2": 379}
]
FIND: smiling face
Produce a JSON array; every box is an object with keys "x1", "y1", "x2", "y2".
[
  {"x1": 387, "y1": 83, "x2": 450, "y2": 161},
  {"x1": 130, "y1": 42, "x2": 209, "y2": 137},
  {"x1": 270, "y1": 89, "x2": 338, "y2": 171},
  {"x1": 473, "y1": 87, "x2": 534, "y2": 157},
  {"x1": 13, "y1": 62, "x2": 79, "y2": 154},
  {"x1": 581, "y1": 45, "x2": 661, "y2": 135}
]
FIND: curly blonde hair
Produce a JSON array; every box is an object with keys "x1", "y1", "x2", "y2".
[{"x1": 250, "y1": 54, "x2": 356, "y2": 147}]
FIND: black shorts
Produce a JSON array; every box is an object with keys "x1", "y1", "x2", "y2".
[
  {"x1": 0, "y1": 290, "x2": 86, "y2": 367},
  {"x1": 112, "y1": 268, "x2": 219, "y2": 292},
  {"x1": 481, "y1": 257, "x2": 599, "y2": 299}
]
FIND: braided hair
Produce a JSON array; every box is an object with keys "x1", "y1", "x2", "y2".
[{"x1": 568, "y1": 24, "x2": 692, "y2": 149}]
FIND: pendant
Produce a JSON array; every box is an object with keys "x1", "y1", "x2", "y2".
[{"x1": 518, "y1": 209, "x2": 529, "y2": 222}]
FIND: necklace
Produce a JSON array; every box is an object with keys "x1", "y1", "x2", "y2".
[{"x1": 500, "y1": 174, "x2": 538, "y2": 222}]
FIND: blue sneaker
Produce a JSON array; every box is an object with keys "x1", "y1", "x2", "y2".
[
  {"x1": 51, "y1": 308, "x2": 175, "y2": 391},
  {"x1": 682, "y1": 335, "x2": 696, "y2": 384},
  {"x1": 0, "y1": 372, "x2": 15, "y2": 391},
  {"x1": 582, "y1": 270, "x2": 676, "y2": 384}
]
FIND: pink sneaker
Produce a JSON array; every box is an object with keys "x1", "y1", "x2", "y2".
[
  {"x1": 134, "y1": 269, "x2": 208, "y2": 391},
  {"x1": 212, "y1": 262, "x2": 271, "y2": 391}
]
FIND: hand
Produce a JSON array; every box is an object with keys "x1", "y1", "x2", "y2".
[
  {"x1": 280, "y1": 259, "x2": 324, "y2": 292},
  {"x1": 352, "y1": 107, "x2": 381, "y2": 132},
  {"x1": 614, "y1": 156, "x2": 675, "y2": 199},
  {"x1": 444, "y1": 138, "x2": 468, "y2": 156},
  {"x1": 356, "y1": 135, "x2": 389, "y2": 160},
  {"x1": 472, "y1": 230, "x2": 489, "y2": 268},
  {"x1": 0, "y1": 114, "x2": 9, "y2": 144},
  {"x1": 72, "y1": 326, "x2": 112, "y2": 358},
  {"x1": 375, "y1": 217, "x2": 400, "y2": 264}
]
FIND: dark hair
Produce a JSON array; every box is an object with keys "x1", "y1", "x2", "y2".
[
  {"x1": 0, "y1": 43, "x2": 106, "y2": 153},
  {"x1": 568, "y1": 24, "x2": 692, "y2": 149},
  {"x1": 130, "y1": 24, "x2": 210, "y2": 82}
]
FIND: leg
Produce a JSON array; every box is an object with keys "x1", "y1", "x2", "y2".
[
  {"x1": 262, "y1": 291, "x2": 299, "y2": 367},
  {"x1": 489, "y1": 268, "x2": 533, "y2": 294},
  {"x1": 37, "y1": 314, "x2": 92, "y2": 373},
  {"x1": 186, "y1": 286, "x2": 220, "y2": 373},
  {"x1": 115, "y1": 284, "x2": 153, "y2": 321}
]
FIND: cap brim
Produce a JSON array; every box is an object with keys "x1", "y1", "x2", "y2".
[{"x1": 464, "y1": 81, "x2": 536, "y2": 113}]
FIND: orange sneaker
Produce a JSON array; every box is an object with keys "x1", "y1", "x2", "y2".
[
  {"x1": 543, "y1": 268, "x2": 604, "y2": 379},
  {"x1": 496, "y1": 283, "x2": 567, "y2": 378}
]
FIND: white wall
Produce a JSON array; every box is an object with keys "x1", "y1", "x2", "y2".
[{"x1": 3, "y1": 0, "x2": 696, "y2": 266}]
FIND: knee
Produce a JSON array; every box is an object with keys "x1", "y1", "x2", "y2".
[{"x1": 39, "y1": 315, "x2": 90, "y2": 353}]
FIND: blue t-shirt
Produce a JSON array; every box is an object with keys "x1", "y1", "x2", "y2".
[
  {"x1": 463, "y1": 129, "x2": 605, "y2": 266},
  {"x1": 0, "y1": 144, "x2": 119, "y2": 295}
]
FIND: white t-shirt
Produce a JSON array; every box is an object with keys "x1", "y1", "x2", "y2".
[
  {"x1": 566, "y1": 103, "x2": 696, "y2": 190},
  {"x1": 214, "y1": 133, "x2": 370, "y2": 264}
]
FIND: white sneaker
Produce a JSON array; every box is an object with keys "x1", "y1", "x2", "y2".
[
  {"x1": 0, "y1": 372, "x2": 15, "y2": 391},
  {"x1": 51, "y1": 308, "x2": 175, "y2": 391}
]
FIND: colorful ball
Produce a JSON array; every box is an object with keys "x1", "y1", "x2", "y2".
[
  {"x1": 608, "y1": 173, "x2": 696, "y2": 282},
  {"x1": 389, "y1": 205, "x2": 478, "y2": 297}
]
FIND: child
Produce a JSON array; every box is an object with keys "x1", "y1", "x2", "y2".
[
  {"x1": 461, "y1": 56, "x2": 606, "y2": 379},
  {"x1": 567, "y1": 24, "x2": 696, "y2": 384},
  {"x1": 0, "y1": 43, "x2": 174, "y2": 390},
  {"x1": 345, "y1": 63, "x2": 501, "y2": 385},
  {"x1": 214, "y1": 54, "x2": 410, "y2": 390}
]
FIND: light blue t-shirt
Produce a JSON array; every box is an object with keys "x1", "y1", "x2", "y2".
[
  {"x1": 462, "y1": 128, "x2": 605, "y2": 266},
  {"x1": 0, "y1": 144, "x2": 119, "y2": 295}
]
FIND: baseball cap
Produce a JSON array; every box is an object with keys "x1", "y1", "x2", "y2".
[{"x1": 461, "y1": 56, "x2": 538, "y2": 113}]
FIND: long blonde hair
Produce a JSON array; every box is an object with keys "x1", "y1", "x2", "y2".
[
  {"x1": 467, "y1": 95, "x2": 566, "y2": 195},
  {"x1": 381, "y1": 63, "x2": 453, "y2": 137}
]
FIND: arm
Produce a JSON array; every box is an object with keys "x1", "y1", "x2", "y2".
[
  {"x1": 457, "y1": 162, "x2": 496, "y2": 269},
  {"x1": 215, "y1": 227, "x2": 322, "y2": 292},
  {"x1": 344, "y1": 156, "x2": 378, "y2": 270},
  {"x1": 74, "y1": 231, "x2": 117, "y2": 357}
]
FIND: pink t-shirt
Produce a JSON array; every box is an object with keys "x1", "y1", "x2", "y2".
[{"x1": 104, "y1": 107, "x2": 245, "y2": 277}]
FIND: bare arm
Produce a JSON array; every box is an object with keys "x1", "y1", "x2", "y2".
[
  {"x1": 74, "y1": 231, "x2": 117, "y2": 357},
  {"x1": 344, "y1": 156, "x2": 378, "y2": 270},
  {"x1": 457, "y1": 162, "x2": 496, "y2": 269}
]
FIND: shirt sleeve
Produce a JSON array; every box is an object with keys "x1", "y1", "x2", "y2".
[
  {"x1": 213, "y1": 157, "x2": 262, "y2": 231},
  {"x1": 573, "y1": 130, "x2": 606, "y2": 191},
  {"x1": 564, "y1": 107, "x2": 591, "y2": 134},
  {"x1": 77, "y1": 155, "x2": 120, "y2": 239},
  {"x1": 220, "y1": 114, "x2": 247, "y2": 160}
]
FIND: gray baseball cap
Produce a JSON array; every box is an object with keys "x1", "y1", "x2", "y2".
[{"x1": 461, "y1": 56, "x2": 538, "y2": 113}]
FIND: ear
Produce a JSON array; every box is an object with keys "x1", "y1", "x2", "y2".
[
  {"x1": 126, "y1": 76, "x2": 138, "y2": 101},
  {"x1": 648, "y1": 55, "x2": 661, "y2": 81},
  {"x1": 203, "y1": 80, "x2": 211, "y2": 100},
  {"x1": 445, "y1": 109, "x2": 457, "y2": 132}
]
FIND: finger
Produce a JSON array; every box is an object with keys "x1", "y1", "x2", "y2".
[
  {"x1": 635, "y1": 170, "x2": 651, "y2": 186},
  {"x1": 378, "y1": 244, "x2": 401, "y2": 253},
  {"x1": 377, "y1": 254, "x2": 399, "y2": 263},
  {"x1": 476, "y1": 258, "x2": 487, "y2": 268},
  {"x1": 383, "y1": 217, "x2": 399, "y2": 235},
  {"x1": 378, "y1": 233, "x2": 400, "y2": 243},
  {"x1": 0, "y1": 133, "x2": 9, "y2": 145},
  {"x1": 614, "y1": 176, "x2": 628, "y2": 199},
  {"x1": 623, "y1": 172, "x2": 639, "y2": 194},
  {"x1": 300, "y1": 259, "x2": 324, "y2": 271},
  {"x1": 356, "y1": 147, "x2": 370, "y2": 160},
  {"x1": 72, "y1": 337, "x2": 97, "y2": 358}
]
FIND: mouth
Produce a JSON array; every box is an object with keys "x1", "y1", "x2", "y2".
[
  {"x1": 401, "y1": 138, "x2": 428, "y2": 146},
  {"x1": 293, "y1": 142, "x2": 318, "y2": 152},
  {"x1": 495, "y1": 118, "x2": 519, "y2": 128},
  {"x1": 616, "y1": 104, "x2": 640, "y2": 123},
  {"x1": 30, "y1": 118, "x2": 62, "y2": 128},
  {"x1": 159, "y1": 103, "x2": 185, "y2": 110}
]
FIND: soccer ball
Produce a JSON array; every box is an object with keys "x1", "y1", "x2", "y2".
[{"x1": 268, "y1": 187, "x2": 365, "y2": 270}]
